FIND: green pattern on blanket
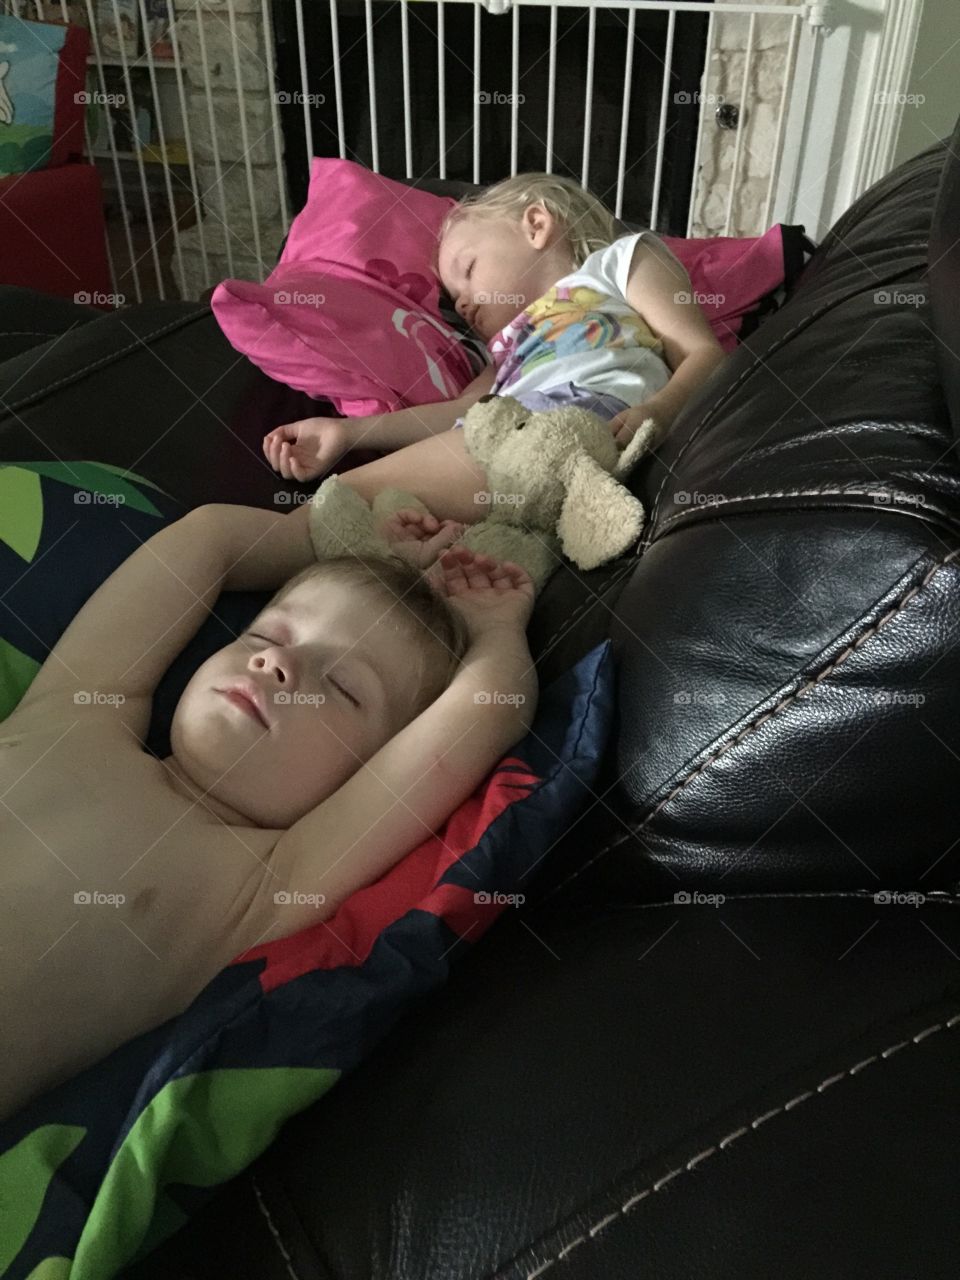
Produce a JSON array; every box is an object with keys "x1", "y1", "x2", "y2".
[
  {"x1": 0, "y1": 461, "x2": 171, "y2": 720},
  {"x1": 0, "y1": 1126, "x2": 85, "y2": 1274},
  {"x1": 72, "y1": 1067, "x2": 340, "y2": 1278}
]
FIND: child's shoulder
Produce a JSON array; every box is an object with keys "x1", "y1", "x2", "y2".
[
  {"x1": 4, "y1": 687, "x2": 147, "y2": 737},
  {"x1": 560, "y1": 231, "x2": 644, "y2": 287}
]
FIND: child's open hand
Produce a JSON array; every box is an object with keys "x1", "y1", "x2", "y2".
[
  {"x1": 263, "y1": 416, "x2": 351, "y2": 482},
  {"x1": 380, "y1": 508, "x2": 466, "y2": 570},
  {"x1": 428, "y1": 546, "x2": 534, "y2": 637}
]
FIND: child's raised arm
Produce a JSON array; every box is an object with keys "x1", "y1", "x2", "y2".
[
  {"x1": 264, "y1": 549, "x2": 538, "y2": 935},
  {"x1": 12, "y1": 503, "x2": 318, "y2": 726}
]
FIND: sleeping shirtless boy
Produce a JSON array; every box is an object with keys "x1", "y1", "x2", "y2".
[{"x1": 0, "y1": 498, "x2": 536, "y2": 1122}]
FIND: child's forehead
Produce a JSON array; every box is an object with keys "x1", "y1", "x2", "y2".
[
  {"x1": 439, "y1": 215, "x2": 483, "y2": 267},
  {"x1": 266, "y1": 577, "x2": 401, "y2": 631}
]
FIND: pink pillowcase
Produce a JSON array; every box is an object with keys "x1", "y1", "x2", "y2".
[
  {"x1": 211, "y1": 158, "x2": 476, "y2": 416},
  {"x1": 660, "y1": 227, "x2": 790, "y2": 353}
]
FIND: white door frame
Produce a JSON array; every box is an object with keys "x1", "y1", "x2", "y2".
[{"x1": 773, "y1": 0, "x2": 926, "y2": 238}]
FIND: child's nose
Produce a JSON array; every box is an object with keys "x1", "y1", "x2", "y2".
[{"x1": 249, "y1": 647, "x2": 295, "y2": 689}]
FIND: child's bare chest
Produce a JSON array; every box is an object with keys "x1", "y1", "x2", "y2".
[{"x1": 0, "y1": 709, "x2": 280, "y2": 1117}]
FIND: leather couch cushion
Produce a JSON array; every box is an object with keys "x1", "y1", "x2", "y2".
[{"x1": 526, "y1": 137, "x2": 960, "y2": 903}]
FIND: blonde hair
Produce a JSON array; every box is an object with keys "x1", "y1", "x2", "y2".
[
  {"x1": 436, "y1": 172, "x2": 619, "y2": 272},
  {"x1": 268, "y1": 555, "x2": 469, "y2": 719}
]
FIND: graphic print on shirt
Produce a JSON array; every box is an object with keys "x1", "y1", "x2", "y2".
[{"x1": 488, "y1": 284, "x2": 664, "y2": 394}]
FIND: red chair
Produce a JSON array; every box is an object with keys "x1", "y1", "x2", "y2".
[
  {"x1": 0, "y1": 160, "x2": 112, "y2": 308},
  {"x1": 0, "y1": 18, "x2": 112, "y2": 309}
]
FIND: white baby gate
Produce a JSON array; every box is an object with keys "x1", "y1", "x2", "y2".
[{"x1": 1, "y1": 0, "x2": 924, "y2": 305}]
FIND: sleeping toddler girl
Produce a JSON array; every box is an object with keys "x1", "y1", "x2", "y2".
[{"x1": 262, "y1": 171, "x2": 726, "y2": 526}]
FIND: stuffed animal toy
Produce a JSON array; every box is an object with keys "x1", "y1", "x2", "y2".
[{"x1": 307, "y1": 394, "x2": 658, "y2": 593}]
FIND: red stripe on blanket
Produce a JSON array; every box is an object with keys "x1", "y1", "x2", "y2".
[{"x1": 234, "y1": 757, "x2": 539, "y2": 991}]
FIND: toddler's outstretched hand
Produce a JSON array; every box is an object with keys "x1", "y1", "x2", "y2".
[
  {"x1": 263, "y1": 416, "x2": 351, "y2": 482},
  {"x1": 380, "y1": 508, "x2": 465, "y2": 570},
  {"x1": 428, "y1": 546, "x2": 534, "y2": 636}
]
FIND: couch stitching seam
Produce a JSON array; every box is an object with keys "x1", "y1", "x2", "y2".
[
  {"x1": 0, "y1": 310, "x2": 210, "y2": 415},
  {"x1": 542, "y1": 544, "x2": 960, "y2": 901},
  {"x1": 0, "y1": 331, "x2": 71, "y2": 339},
  {"x1": 655, "y1": 486, "x2": 945, "y2": 535},
  {"x1": 641, "y1": 260, "x2": 931, "y2": 549},
  {"x1": 540, "y1": 559, "x2": 636, "y2": 653},
  {"x1": 522, "y1": 1010, "x2": 960, "y2": 1278},
  {"x1": 250, "y1": 1170, "x2": 304, "y2": 1280},
  {"x1": 643, "y1": 301, "x2": 835, "y2": 542}
]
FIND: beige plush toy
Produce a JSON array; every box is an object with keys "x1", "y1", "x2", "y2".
[{"x1": 307, "y1": 394, "x2": 658, "y2": 593}]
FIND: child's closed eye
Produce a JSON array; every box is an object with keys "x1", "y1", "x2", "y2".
[
  {"x1": 246, "y1": 632, "x2": 360, "y2": 707},
  {"x1": 324, "y1": 671, "x2": 361, "y2": 708}
]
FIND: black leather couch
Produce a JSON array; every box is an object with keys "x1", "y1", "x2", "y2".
[{"x1": 3, "y1": 120, "x2": 960, "y2": 1277}]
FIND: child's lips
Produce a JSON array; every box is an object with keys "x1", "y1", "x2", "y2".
[{"x1": 217, "y1": 685, "x2": 271, "y2": 730}]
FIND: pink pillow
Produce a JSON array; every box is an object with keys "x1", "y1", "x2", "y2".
[
  {"x1": 211, "y1": 159, "x2": 476, "y2": 416},
  {"x1": 660, "y1": 227, "x2": 791, "y2": 353}
]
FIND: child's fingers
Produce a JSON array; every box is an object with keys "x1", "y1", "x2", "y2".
[
  {"x1": 439, "y1": 546, "x2": 477, "y2": 567},
  {"x1": 425, "y1": 523, "x2": 464, "y2": 556},
  {"x1": 501, "y1": 560, "x2": 534, "y2": 588},
  {"x1": 290, "y1": 453, "x2": 310, "y2": 484},
  {"x1": 280, "y1": 441, "x2": 302, "y2": 480},
  {"x1": 437, "y1": 549, "x2": 474, "y2": 593},
  {"x1": 397, "y1": 508, "x2": 440, "y2": 536},
  {"x1": 418, "y1": 511, "x2": 442, "y2": 535}
]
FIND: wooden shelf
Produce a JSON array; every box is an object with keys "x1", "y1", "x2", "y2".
[
  {"x1": 91, "y1": 143, "x2": 190, "y2": 166},
  {"x1": 87, "y1": 55, "x2": 178, "y2": 69}
]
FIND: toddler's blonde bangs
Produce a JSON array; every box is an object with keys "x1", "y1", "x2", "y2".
[{"x1": 439, "y1": 172, "x2": 618, "y2": 269}]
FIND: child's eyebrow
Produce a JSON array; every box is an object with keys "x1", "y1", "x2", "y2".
[
  {"x1": 259, "y1": 607, "x2": 389, "y2": 704},
  {"x1": 254, "y1": 609, "x2": 294, "y2": 644}
]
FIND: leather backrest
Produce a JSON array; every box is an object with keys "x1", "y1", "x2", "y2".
[{"x1": 535, "y1": 135, "x2": 960, "y2": 902}]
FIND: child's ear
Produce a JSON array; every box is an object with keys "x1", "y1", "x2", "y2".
[{"x1": 524, "y1": 202, "x2": 553, "y2": 248}]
